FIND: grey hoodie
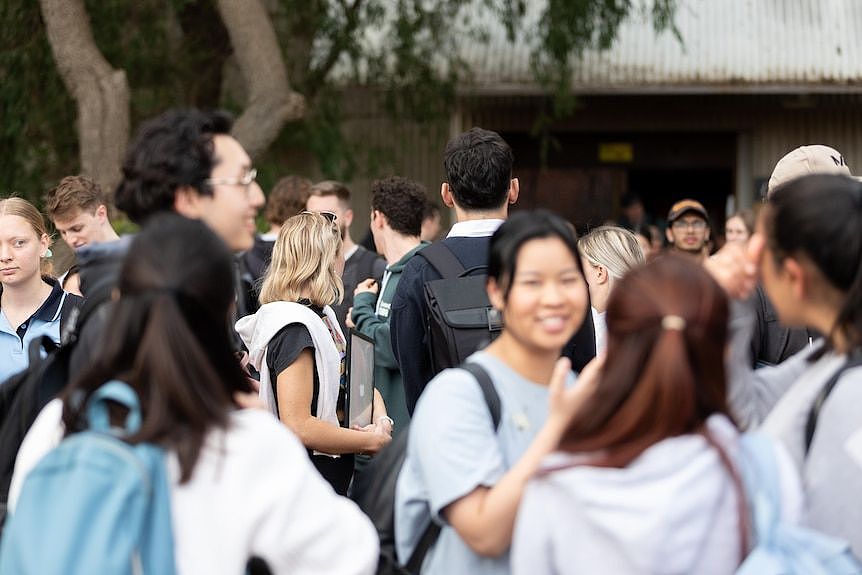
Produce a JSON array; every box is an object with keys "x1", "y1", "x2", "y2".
[{"x1": 512, "y1": 415, "x2": 803, "y2": 575}]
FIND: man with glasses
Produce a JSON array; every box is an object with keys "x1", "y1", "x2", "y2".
[
  {"x1": 665, "y1": 199, "x2": 711, "y2": 262},
  {"x1": 70, "y1": 108, "x2": 265, "y2": 375}
]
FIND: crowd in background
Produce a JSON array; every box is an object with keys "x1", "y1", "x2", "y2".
[{"x1": 1, "y1": 108, "x2": 861, "y2": 574}]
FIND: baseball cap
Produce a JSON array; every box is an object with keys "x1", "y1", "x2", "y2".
[
  {"x1": 667, "y1": 199, "x2": 708, "y2": 223},
  {"x1": 767, "y1": 145, "x2": 852, "y2": 198}
]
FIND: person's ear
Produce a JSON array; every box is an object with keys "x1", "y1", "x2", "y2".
[
  {"x1": 39, "y1": 233, "x2": 50, "y2": 256},
  {"x1": 665, "y1": 227, "x2": 674, "y2": 245},
  {"x1": 173, "y1": 186, "x2": 203, "y2": 218},
  {"x1": 441, "y1": 182, "x2": 455, "y2": 208},
  {"x1": 508, "y1": 178, "x2": 520, "y2": 205},
  {"x1": 783, "y1": 257, "x2": 807, "y2": 301},
  {"x1": 95, "y1": 204, "x2": 108, "y2": 223},
  {"x1": 343, "y1": 208, "x2": 354, "y2": 228},
  {"x1": 595, "y1": 264, "x2": 609, "y2": 285},
  {"x1": 487, "y1": 277, "x2": 505, "y2": 312}
]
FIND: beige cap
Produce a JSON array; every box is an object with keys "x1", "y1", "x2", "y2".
[{"x1": 767, "y1": 145, "x2": 852, "y2": 198}]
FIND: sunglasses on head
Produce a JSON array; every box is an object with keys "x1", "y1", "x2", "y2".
[{"x1": 301, "y1": 210, "x2": 338, "y2": 223}]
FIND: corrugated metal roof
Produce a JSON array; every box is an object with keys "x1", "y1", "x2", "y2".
[{"x1": 459, "y1": 0, "x2": 862, "y2": 93}]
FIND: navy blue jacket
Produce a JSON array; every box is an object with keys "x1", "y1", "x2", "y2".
[{"x1": 389, "y1": 236, "x2": 595, "y2": 414}]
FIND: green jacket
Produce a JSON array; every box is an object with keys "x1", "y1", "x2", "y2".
[{"x1": 351, "y1": 242, "x2": 427, "y2": 435}]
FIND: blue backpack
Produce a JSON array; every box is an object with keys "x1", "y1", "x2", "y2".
[
  {"x1": 0, "y1": 380, "x2": 176, "y2": 575},
  {"x1": 736, "y1": 433, "x2": 862, "y2": 575}
]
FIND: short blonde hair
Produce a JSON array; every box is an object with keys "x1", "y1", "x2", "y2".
[
  {"x1": 0, "y1": 197, "x2": 53, "y2": 276},
  {"x1": 578, "y1": 225, "x2": 644, "y2": 280},
  {"x1": 259, "y1": 212, "x2": 344, "y2": 307}
]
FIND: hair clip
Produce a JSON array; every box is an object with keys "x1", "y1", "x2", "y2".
[{"x1": 661, "y1": 315, "x2": 686, "y2": 331}]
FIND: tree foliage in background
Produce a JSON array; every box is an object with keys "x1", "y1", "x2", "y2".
[{"x1": 0, "y1": 0, "x2": 677, "y2": 206}]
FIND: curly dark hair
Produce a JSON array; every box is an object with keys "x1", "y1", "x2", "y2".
[
  {"x1": 114, "y1": 109, "x2": 232, "y2": 224},
  {"x1": 443, "y1": 127, "x2": 513, "y2": 211},
  {"x1": 371, "y1": 176, "x2": 427, "y2": 237}
]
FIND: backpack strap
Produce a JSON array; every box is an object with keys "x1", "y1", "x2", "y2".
[
  {"x1": 419, "y1": 242, "x2": 467, "y2": 279},
  {"x1": 403, "y1": 361, "x2": 502, "y2": 573},
  {"x1": 804, "y1": 353, "x2": 862, "y2": 455},
  {"x1": 461, "y1": 362, "x2": 503, "y2": 430}
]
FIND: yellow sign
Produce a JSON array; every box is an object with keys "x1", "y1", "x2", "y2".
[{"x1": 599, "y1": 143, "x2": 633, "y2": 163}]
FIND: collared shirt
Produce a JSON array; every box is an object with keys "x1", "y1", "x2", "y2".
[
  {"x1": 0, "y1": 279, "x2": 69, "y2": 383},
  {"x1": 446, "y1": 219, "x2": 505, "y2": 239}
]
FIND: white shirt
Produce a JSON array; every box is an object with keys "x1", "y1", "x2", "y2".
[
  {"x1": 10, "y1": 401, "x2": 379, "y2": 575},
  {"x1": 446, "y1": 219, "x2": 504, "y2": 239},
  {"x1": 591, "y1": 307, "x2": 607, "y2": 355}
]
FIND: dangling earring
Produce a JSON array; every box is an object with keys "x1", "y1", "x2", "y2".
[{"x1": 42, "y1": 248, "x2": 53, "y2": 258}]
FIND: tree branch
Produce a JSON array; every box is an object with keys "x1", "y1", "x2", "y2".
[
  {"x1": 216, "y1": 0, "x2": 306, "y2": 158},
  {"x1": 305, "y1": 0, "x2": 365, "y2": 97},
  {"x1": 39, "y1": 0, "x2": 129, "y2": 196}
]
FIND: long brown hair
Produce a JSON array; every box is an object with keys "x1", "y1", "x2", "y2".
[{"x1": 559, "y1": 254, "x2": 731, "y2": 467}]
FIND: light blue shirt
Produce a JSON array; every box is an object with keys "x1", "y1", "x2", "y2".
[
  {"x1": 0, "y1": 281, "x2": 70, "y2": 383},
  {"x1": 395, "y1": 351, "x2": 574, "y2": 575}
]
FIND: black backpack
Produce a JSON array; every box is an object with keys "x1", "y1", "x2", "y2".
[
  {"x1": 421, "y1": 243, "x2": 503, "y2": 375},
  {"x1": 350, "y1": 363, "x2": 502, "y2": 575}
]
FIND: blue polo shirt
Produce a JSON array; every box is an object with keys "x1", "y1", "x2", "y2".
[{"x1": 0, "y1": 279, "x2": 78, "y2": 383}]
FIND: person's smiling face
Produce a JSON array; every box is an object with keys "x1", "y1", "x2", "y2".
[{"x1": 489, "y1": 237, "x2": 588, "y2": 354}]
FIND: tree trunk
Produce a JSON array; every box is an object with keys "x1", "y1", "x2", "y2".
[
  {"x1": 217, "y1": 0, "x2": 306, "y2": 158},
  {"x1": 39, "y1": 0, "x2": 129, "y2": 197}
]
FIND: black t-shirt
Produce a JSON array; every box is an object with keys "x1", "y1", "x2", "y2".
[
  {"x1": 265, "y1": 309, "x2": 354, "y2": 495},
  {"x1": 266, "y1": 322, "x2": 319, "y2": 414}
]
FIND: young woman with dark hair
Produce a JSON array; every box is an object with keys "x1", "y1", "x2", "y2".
[
  {"x1": 752, "y1": 173, "x2": 862, "y2": 557},
  {"x1": 8, "y1": 214, "x2": 378, "y2": 574},
  {"x1": 395, "y1": 210, "x2": 596, "y2": 575},
  {"x1": 512, "y1": 255, "x2": 804, "y2": 574}
]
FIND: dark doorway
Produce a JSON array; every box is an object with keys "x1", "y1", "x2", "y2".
[{"x1": 628, "y1": 168, "x2": 733, "y2": 231}]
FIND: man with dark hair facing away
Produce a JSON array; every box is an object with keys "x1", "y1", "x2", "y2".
[
  {"x1": 349, "y1": 176, "x2": 429, "y2": 434},
  {"x1": 389, "y1": 127, "x2": 596, "y2": 413},
  {"x1": 306, "y1": 180, "x2": 386, "y2": 334}
]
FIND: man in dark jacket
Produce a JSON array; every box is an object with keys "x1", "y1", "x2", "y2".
[
  {"x1": 749, "y1": 144, "x2": 852, "y2": 367},
  {"x1": 389, "y1": 128, "x2": 595, "y2": 413}
]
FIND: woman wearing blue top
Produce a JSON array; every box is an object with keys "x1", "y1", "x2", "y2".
[
  {"x1": 0, "y1": 198, "x2": 81, "y2": 383},
  {"x1": 395, "y1": 210, "x2": 599, "y2": 574}
]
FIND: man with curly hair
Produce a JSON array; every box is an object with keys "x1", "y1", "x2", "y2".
[{"x1": 349, "y1": 176, "x2": 429, "y2": 432}]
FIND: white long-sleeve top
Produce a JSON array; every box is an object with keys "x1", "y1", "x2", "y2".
[{"x1": 10, "y1": 400, "x2": 379, "y2": 575}]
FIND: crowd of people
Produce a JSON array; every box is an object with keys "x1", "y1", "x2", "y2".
[{"x1": 0, "y1": 107, "x2": 861, "y2": 574}]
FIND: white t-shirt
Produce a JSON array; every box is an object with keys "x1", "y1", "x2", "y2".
[{"x1": 10, "y1": 400, "x2": 379, "y2": 575}]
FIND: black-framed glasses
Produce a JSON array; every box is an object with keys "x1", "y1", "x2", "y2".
[
  {"x1": 302, "y1": 210, "x2": 338, "y2": 223},
  {"x1": 205, "y1": 168, "x2": 257, "y2": 189}
]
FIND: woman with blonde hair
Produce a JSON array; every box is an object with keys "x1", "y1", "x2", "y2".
[
  {"x1": 578, "y1": 225, "x2": 644, "y2": 354},
  {"x1": 237, "y1": 211, "x2": 391, "y2": 494},
  {"x1": 0, "y1": 197, "x2": 81, "y2": 383}
]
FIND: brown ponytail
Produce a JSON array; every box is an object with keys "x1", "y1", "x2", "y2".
[{"x1": 559, "y1": 254, "x2": 731, "y2": 467}]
